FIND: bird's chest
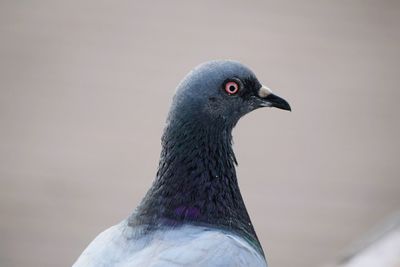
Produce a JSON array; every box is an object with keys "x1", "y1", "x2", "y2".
[{"x1": 74, "y1": 223, "x2": 267, "y2": 267}]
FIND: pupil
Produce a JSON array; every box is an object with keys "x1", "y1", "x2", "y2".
[{"x1": 229, "y1": 85, "x2": 235, "y2": 92}]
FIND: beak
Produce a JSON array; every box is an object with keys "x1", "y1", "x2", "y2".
[{"x1": 258, "y1": 85, "x2": 291, "y2": 111}]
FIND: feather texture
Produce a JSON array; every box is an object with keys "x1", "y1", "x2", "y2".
[{"x1": 73, "y1": 221, "x2": 267, "y2": 267}]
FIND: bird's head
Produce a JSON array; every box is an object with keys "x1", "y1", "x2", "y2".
[{"x1": 168, "y1": 60, "x2": 291, "y2": 128}]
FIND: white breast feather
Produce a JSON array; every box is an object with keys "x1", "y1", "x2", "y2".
[{"x1": 73, "y1": 221, "x2": 267, "y2": 267}]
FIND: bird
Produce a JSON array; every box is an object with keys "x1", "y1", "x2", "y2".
[{"x1": 73, "y1": 60, "x2": 291, "y2": 267}]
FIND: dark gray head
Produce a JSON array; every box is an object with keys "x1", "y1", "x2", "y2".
[{"x1": 169, "y1": 60, "x2": 290, "y2": 127}]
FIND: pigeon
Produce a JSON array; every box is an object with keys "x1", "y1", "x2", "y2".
[{"x1": 73, "y1": 60, "x2": 291, "y2": 267}]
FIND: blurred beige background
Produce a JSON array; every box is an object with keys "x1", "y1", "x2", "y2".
[{"x1": 1, "y1": 1, "x2": 399, "y2": 267}]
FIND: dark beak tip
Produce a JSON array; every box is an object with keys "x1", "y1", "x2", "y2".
[{"x1": 264, "y1": 93, "x2": 291, "y2": 112}]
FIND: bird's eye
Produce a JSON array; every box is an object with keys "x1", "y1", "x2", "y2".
[{"x1": 224, "y1": 81, "x2": 239, "y2": 95}]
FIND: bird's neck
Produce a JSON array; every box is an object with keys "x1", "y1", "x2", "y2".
[{"x1": 130, "y1": 115, "x2": 263, "y2": 254}]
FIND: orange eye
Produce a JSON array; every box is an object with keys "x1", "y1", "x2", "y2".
[{"x1": 225, "y1": 81, "x2": 239, "y2": 95}]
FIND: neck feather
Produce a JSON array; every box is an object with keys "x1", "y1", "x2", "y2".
[{"x1": 129, "y1": 115, "x2": 263, "y2": 254}]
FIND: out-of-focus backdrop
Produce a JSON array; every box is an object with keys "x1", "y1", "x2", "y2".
[{"x1": 1, "y1": 1, "x2": 399, "y2": 267}]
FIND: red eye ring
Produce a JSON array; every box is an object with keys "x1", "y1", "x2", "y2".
[{"x1": 225, "y1": 81, "x2": 239, "y2": 95}]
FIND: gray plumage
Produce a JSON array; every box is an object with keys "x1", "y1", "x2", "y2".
[{"x1": 73, "y1": 60, "x2": 291, "y2": 267}]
